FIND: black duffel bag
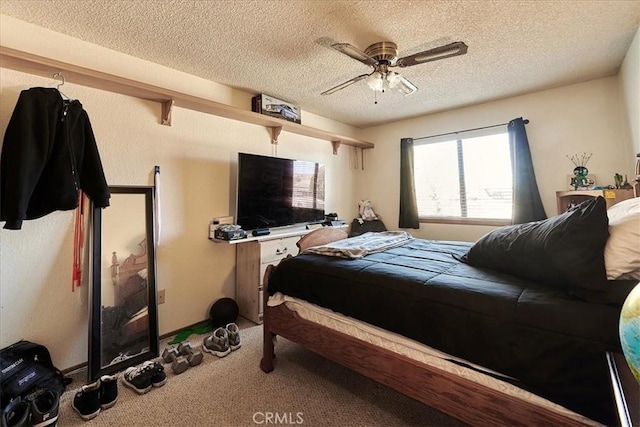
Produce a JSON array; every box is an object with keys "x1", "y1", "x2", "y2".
[{"x1": 0, "y1": 340, "x2": 70, "y2": 408}]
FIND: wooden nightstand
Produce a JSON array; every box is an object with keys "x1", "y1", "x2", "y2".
[
  {"x1": 606, "y1": 352, "x2": 639, "y2": 427},
  {"x1": 556, "y1": 189, "x2": 635, "y2": 214}
]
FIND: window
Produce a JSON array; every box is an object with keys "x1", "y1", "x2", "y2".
[
  {"x1": 292, "y1": 160, "x2": 324, "y2": 210},
  {"x1": 413, "y1": 131, "x2": 512, "y2": 222}
]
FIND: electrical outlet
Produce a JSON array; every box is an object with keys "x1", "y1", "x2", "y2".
[{"x1": 158, "y1": 289, "x2": 166, "y2": 304}]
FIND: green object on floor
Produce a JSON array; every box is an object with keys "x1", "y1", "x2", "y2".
[{"x1": 168, "y1": 322, "x2": 214, "y2": 345}]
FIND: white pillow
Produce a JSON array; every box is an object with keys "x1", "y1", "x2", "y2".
[
  {"x1": 607, "y1": 197, "x2": 640, "y2": 224},
  {"x1": 605, "y1": 200, "x2": 640, "y2": 280}
]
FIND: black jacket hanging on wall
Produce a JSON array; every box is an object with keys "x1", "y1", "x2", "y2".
[{"x1": 1, "y1": 87, "x2": 110, "y2": 230}]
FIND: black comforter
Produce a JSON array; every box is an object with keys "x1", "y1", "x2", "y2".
[{"x1": 268, "y1": 239, "x2": 625, "y2": 424}]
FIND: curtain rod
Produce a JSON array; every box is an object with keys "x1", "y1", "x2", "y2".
[{"x1": 413, "y1": 119, "x2": 530, "y2": 142}]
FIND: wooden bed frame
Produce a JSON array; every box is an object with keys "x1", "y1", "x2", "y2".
[
  {"x1": 260, "y1": 228, "x2": 595, "y2": 427},
  {"x1": 112, "y1": 238, "x2": 148, "y2": 306}
]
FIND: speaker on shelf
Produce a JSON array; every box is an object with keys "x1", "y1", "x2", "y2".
[{"x1": 252, "y1": 228, "x2": 271, "y2": 236}]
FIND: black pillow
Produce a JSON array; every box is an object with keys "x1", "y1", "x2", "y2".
[{"x1": 462, "y1": 197, "x2": 609, "y2": 291}]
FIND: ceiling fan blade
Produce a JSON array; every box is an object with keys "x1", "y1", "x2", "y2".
[
  {"x1": 396, "y1": 41, "x2": 468, "y2": 68},
  {"x1": 331, "y1": 43, "x2": 378, "y2": 66},
  {"x1": 389, "y1": 73, "x2": 418, "y2": 95},
  {"x1": 321, "y1": 74, "x2": 369, "y2": 95}
]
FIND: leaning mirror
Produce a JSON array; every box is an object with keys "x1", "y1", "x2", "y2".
[{"x1": 89, "y1": 186, "x2": 159, "y2": 381}]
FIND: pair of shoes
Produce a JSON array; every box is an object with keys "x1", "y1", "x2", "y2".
[
  {"x1": 121, "y1": 360, "x2": 166, "y2": 394},
  {"x1": 143, "y1": 360, "x2": 167, "y2": 388},
  {"x1": 1, "y1": 390, "x2": 59, "y2": 427},
  {"x1": 71, "y1": 374, "x2": 117, "y2": 421},
  {"x1": 1, "y1": 390, "x2": 58, "y2": 427},
  {"x1": 202, "y1": 322, "x2": 241, "y2": 358}
]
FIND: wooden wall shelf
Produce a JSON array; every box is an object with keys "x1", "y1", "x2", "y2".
[{"x1": 0, "y1": 46, "x2": 374, "y2": 153}]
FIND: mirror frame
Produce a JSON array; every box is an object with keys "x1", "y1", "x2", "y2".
[{"x1": 89, "y1": 185, "x2": 159, "y2": 381}]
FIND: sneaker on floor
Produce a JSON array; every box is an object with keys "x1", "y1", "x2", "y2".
[
  {"x1": 142, "y1": 360, "x2": 167, "y2": 387},
  {"x1": 72, "y1": 380, "x2": 101, "y2": 421},
  {"x1": 226, "y1": 322, "x2": 241, "y2": 351},
  {"x1": 99, "y1": 374, "x2": 118, "y2": 409},
  {"x1": 30, "y1": 390, "x2": 59, "y2": 427},
  {"x1": 121, "y1": 364, "x2": 154, "y2": 394},
  {"x1": 1, "y1": 397, "x2": 30, "y2": 427},
  {"x1": 202, "y1": 327, "x2": 231, "y2": 357}
]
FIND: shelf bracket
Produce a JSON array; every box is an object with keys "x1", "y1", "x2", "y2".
[
  {"x1": 269, "y1": 126, "x2": 282, "y2": 145},
  {"x1": 161, "y1": 100, "x2": 174, "y2": 126},
  {"x1": 331, "y1": 140, "x2": 341, "y2": 155}
]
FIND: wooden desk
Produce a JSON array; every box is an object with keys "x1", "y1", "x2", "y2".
[{"x1": 606, "y1": 352, "x2": 639, "y2": 427}]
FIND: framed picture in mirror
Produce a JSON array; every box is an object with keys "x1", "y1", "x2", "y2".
[{"x1": 89, "y1": 186, "x2": 159, "y2": 381}]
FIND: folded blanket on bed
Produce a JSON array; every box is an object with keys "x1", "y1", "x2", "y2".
[{"x1": 303, "y1": 231, "x2": 413, "y2": 259}]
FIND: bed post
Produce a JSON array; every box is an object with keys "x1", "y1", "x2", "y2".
[
  {"x1": 260, "y1": 228, "x2": 348, "y2": 373},
  {"x1": 260, "y1": 264, "x2": 276, "y2": 373}
]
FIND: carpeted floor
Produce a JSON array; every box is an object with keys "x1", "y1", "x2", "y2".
[{"x1": 58, "y1": 320, "x2": 467, "y2": 426}]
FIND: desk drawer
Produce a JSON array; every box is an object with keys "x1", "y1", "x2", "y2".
[{"x1": 260, "y1": 237, "x2": 298, "y2": 264}]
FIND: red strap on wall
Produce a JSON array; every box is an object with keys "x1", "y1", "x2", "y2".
[{"x1": 72, "y1": 191, "x2": 85, "y2": 292}]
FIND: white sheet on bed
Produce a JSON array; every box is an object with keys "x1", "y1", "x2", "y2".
[
  {"x1": 268, "y1": 292, "x2": 602, "y2": 426},
  {"x1": 302, "y1": 231, "x2": 413, "y2": 259}
]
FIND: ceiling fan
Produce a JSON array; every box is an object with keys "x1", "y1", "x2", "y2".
[{"x1": 321, "y1": 40, "x2": 468, "y2": 96}]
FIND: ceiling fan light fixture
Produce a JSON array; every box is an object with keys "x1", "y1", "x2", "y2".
[
  {"x1": 387, "y1": 71, "x2": 402, "y2": 87},
  {"x1": 390, "y1": 73, "x2": 418, "y2": 95},
  {"x1": 366, "y1": 71, "x2": 388, "y2": 92},
  {"x1": 384, "y1": 71, "x2": 416, "y2": 95},
  {"x1": 394, "y1": 79, "x2": 417, "y2": 95}
]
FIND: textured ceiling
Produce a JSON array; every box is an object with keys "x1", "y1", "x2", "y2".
[{"x1": 1, "y1": 1, "x2": 639, "y2": 128}]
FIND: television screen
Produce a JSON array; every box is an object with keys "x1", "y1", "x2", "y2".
[{"x1": 236, "y1": 153, "x2": 325, "y2": 231}]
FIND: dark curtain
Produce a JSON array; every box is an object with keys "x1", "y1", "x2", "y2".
[
  {"x1": 508, "y1": 118, "x2": 547, "y2": 223},
  {"x1": 399, "y1": 138, "x2": 419, "y2": 228}
]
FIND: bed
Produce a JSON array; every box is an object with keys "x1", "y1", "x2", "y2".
[{"x1": 260, "y1": 196, "x2": 639, "y2": 426}]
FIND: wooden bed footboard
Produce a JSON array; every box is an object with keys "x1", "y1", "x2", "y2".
[{"x1": 260, "y1": 299, "x2": 595, "y2": 427}]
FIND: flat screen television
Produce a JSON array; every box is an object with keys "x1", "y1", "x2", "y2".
[{"x1": 236, "y1": 153, "x2": 325, "y2": 231}]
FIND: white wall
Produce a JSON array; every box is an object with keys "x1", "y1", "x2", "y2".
[
  {"x1": 359, "y1": 77, "x2": 635, "y2": 242},
  {"x1": 619, "y1": 27, "x2": 640, "y2": 161},
  {"x1": 0, "y1": 17, "x2": 362, "y2": 369}
]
